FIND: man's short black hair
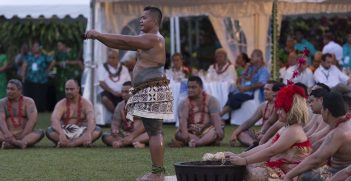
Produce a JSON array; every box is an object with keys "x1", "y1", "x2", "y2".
[
  {"x1": 321, "y1": 53, "x2": 333, "y2": 62},
  {"x1": 8, "y1": 79, "x2": 23, "y2": 90},
  {"x1": 316, "y1": 82, "x2": 330, "y2": 92},
  {"x1": 66, "y1": 79, "x2": 80, "y2": 88},
  {"x1": 144, "y1": 6, "x2": 162, "y2": 26},
  {"x1": 188, "y1": 76, "x2": 203, "y2": 88},
  {"x1": 310, "y1": 88, "x2": 329, "y2": 98},
  {"x1": 272, "y1": 82, "x2": 285, "y2": 92},
  {"x1": 122, "y1": 81, "x2": 132, "y2": 86},
  {"x1": 323, "y1": 92, "x2": 346, "y2": 118},
  {"x1": 294, "y1": 82, "x2": 308, "y2": 96}
]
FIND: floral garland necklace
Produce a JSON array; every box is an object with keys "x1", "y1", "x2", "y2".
[
  {"x1": 287, "y1": 48, "x2": 310, "y2": 85},
  {"x1": 120, "y1": 101, "x2": 134, "y2": 131},
  {"x1": 103, "y1": 62, "x2": 122, "y2": 83},
  {"x1": 214, "y1": 62, "x2": 231, "y2": 75},
  {"x1": 7, "y1": 96, "x2": 23, "y2": 128},
  {"x1": 188, "y1": 92, "x2": 207, "y2": 124},
  {"x1": 242, "y1": 64, "x2": 262, "y2": 81},
  {"x1": 263, "y1": 101, "x2": 274, "y2": 121},
  {"x1": 334, "y1": 114, "x2": 351, "y2": 129},
  {"x1": 64, "y1": 96, "x2": 82, "y2": 125}
]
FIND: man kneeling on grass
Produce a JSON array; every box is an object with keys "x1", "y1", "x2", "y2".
[
  {"x1": 102, "y1": 81, "x2": 149, "y2": 148},
  {"x1": 0, "y1": 79, "x2": 44, "y2": 149},
  {"x1": 46, "y1": 79, "x2": 102, "y2": 147},
  {"x1": 170, "y1": 76, "x2": 224, "y2": 147}
]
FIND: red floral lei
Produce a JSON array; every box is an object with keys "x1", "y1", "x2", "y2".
[
  {"x1": 120, "y1": 101, "x2": 134, "y2": 131},
  {"x1": 287, "y1": 47, "x2": 310, "y2": 85},
  {"x1": 334, "y1": 114, "x2": 351, "y2": 128},
  {"x1": 214, "y1": 62, "x2": 231, "y2": 75},
  {"x1": 64, "y1": 96, "x2": 82, "y2": 125},
  {"x1": 7, "y1": 96, "x2": 23, "y2": 128},
  {"x1": 188, "y1": 92, "x2": 207, "y2": 124}
]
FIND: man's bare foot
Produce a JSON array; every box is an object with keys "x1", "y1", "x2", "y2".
[
  {"x1": 112, "y1": 141, "x2": 123, "y2": 148},
  {"x1": 133, "y1": 142, "x2": 145, "y2": 148},
  {"x1": 168, "y1": 139, "x2": 184, "y2": 148},
  {"x1": 136, "y1": 172, "x2": 165, "y2": 181},
  {"x1": 17, "y1": 140, "x2": 27, "y2": 149},
  {"x1": 188, "y1": 139, "x2": 196, "y2": 148},
  {"x1": 1, "y1": 141, "x2": 13, "y2": 149}
]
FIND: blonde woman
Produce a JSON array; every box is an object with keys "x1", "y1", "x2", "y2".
[{"x1": 224, "y1": 85, "x2": 312, "y2": 180}]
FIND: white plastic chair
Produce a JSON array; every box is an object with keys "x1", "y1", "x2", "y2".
[{"x1": 230, "y1": 90, "x2": 262, "y2": 125}]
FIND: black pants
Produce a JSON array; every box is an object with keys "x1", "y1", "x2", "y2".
[
  {"x1": 24, "y1": 80, "x2": 48, "y2": 112},
  {"x1": 225, "y1": 92, "x2": 253, "y2": 111}
]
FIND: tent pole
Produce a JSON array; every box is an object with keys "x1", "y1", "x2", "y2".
[
  {"x1": 90, "y1": 0, "x2": 96, "y2": 105},
  {"x1": 170, "y1": 16, "x2": 175, "y2": 57},
  {"x1": 175, "y1": 16, "x2": 181, "y2": 53}
]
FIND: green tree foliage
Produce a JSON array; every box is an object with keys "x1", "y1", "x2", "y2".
[{"x1": 0, "y1": 15, "x2": 87, "y2": 64}]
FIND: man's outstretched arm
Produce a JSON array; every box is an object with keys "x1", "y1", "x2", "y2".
[{"x1": 85, "y1": 31, "x2": 157, "y2": 50}]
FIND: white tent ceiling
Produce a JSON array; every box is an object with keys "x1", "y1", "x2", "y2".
[{"x1": 0, "y1": 0, "x2": 90, "y2": 18}]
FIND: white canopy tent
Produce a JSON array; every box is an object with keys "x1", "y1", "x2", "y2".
[{"x1": 86, "y1": 0, "x2": 351, "y2": 124}]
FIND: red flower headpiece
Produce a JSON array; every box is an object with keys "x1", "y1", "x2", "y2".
[
  {"x1": 287, "y1": 47, "x2": 310, "y2": 85},
  {"x1": 275, "y1": 85, "x2": 307, "y2": 112}
]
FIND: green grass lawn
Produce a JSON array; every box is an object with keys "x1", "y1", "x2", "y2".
[{"x1": 0, "y1": 113, "x2": 244, "y2": 181}]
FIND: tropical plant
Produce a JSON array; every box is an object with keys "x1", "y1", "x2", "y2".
[{"x1": 0, "y1": 15, "x2": 87, "y2": 67}]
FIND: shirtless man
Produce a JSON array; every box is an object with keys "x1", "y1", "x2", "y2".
[
  {"x1": 305, "y1": 87, "x2": 330, "y2": 150},
  {"x1": 46, "y1": 79, "x2": 102, "y2": 147},
  {"x1": 0, "y1": 79, "x2": 44, "y2": 149},
  {"x1": 229, "y1": 81, "x2": 285, "y2": 147},
  {"x1": 174, "y1": 76, "x2": 224, "y2": 147},
  {"x1": 284, "y1": 92, "x2": 351, "y2": 181},
  {"x1": 102, "y1": 81, "x2": 149, "y2": 148},
  {"x1": 84, "y1": 6, "x2": 172, "y2": 180}
]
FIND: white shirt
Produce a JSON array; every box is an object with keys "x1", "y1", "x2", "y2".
[
  {"x1": 283, "y1": 65, "x2": 315, "y2": 88},
  {"x1": 314, "y1": 65, "x2": 349, "y2": 88},
  {"x1": 166, "y1": 67, "x2": 187, "y2": 82},
  {"x1": 322, "y1": 41, "x2": 343, "y2": 64},
  {"x1": 207, "y1": 62, "x2": 237, "y2": 83},
  {"x1": 97, "y1": 63, "x2": 131, "y2": 93},
  {"x1": 120, "y1": 51, "x2": 136, "y2": 63}
]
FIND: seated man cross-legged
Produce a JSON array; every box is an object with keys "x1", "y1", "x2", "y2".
[
  {"x1": 0, "y1": 79, "x2": 44, "y2": 149},
  {"x1": 172, "y1": 76, "x2": 224, "y2": 147},
  {"x1": 46, "y1": 79, "x2": 102, "y2": 147},
  {"x1": 229, "y1": 81, "x2": 285, "y2": 147},
  {"x1": 102, "y1": 81, "x2": 149, "y2": 148}
]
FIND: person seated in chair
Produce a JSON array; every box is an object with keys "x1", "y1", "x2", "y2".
[
  {"x1": 98, "y1": 50, "x2": 131, "y2": 113},
  {"x1": 220, "y1": 49, "x2": 270, "y2": 116},
  {"x1": 207, "y1": 48, "x2": 237, "y2": 83},
  {"x1": 102, "y1": 81, "x2": 149, "y2": 148},
  {"x1": 46, "y1": 79, "x2": 102, "y2": 147},
  {"x1": 224, "y1": 85, "x2": 311, "y2": 180},
  {"x1": 0, "y1": 79, "x2": 44, "y2": 149},
  {"x1": 229, "y1": 81, "x2": 285, "y2": 147},
  {"x1": 172, "y1": 76, "x2": 224, "y2": 147}
]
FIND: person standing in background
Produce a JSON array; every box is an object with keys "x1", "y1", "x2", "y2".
[{"x1": 0, "y1": 45, "x2": 8, "y2": 99}]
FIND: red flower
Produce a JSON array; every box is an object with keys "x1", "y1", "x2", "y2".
[
  {"x1": 292, "y1": 70, "x2": 299, "y2": 78},
  {"x1": 303, "y1": 47, "x2": 310, "y2": 57},
  {"x1": 287, "y1": 80, "x2": 293, "y2": 85},
  {"x1": 275, "y1": 85, "x2": 306, "y2": 112},
  {"x1": 297, "y1": 57, "x2": 306, "y2": 65}
]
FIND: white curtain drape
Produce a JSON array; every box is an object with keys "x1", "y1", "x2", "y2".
[{"x1": 84, "y1": 0, "x2": 351, "y2": 124}]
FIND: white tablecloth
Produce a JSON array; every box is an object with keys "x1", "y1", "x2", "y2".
[{"x1": 165, "y1": 80, "x2": 231, "y2": 125}]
